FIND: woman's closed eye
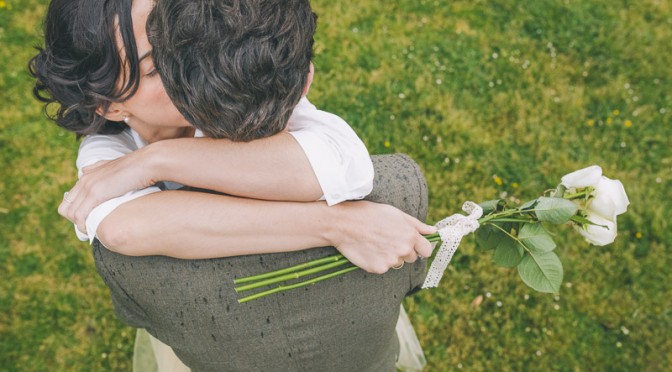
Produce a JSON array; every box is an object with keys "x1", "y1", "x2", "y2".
[{"x1": 144, "y1": 68, "x2": 159, "y2": 78}]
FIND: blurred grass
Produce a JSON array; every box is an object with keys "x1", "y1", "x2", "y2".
[{"x1": 1, "y1": 0, "x2": 670, "y2": 370}]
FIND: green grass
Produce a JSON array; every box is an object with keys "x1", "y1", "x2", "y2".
[{"x1": 1, "y1": 0, "x2": 671, "y2": 370}]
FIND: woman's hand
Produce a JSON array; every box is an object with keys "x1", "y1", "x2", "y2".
[
  {"x1": 327, "y1": 201, "x2": 437, "y2": 274},
  {"x1": 58, "y1": 149, "x2": 155, "y2": 233}
]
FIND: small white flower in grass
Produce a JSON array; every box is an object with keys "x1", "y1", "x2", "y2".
[
  {"x1": 621, "y1": 326, "x2": 630, "y2": 335},
  {"x1": 554, "y1": 304, "x2": 560, "y2": 310},
  {"x1": 524, "y1": 294, "x2": 530, "y2": 300},
  {"x1": 486, "y1": 292, "x2": 492, "y2": 298},
  {"x1": 536, "y1": 350, "x2": 542, "y2": 356},
  {"x1": 496, "y1": 301, "x2": 502, "y2": 307}
]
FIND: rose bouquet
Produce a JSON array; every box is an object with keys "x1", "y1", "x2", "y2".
[{"x1": 234, "y1": 165, "x2": 629, "y2": 303}]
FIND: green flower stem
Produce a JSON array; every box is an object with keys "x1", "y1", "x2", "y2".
[
  {"x1": 424, "y1": 232, "x2": 442, "y2": 242},
  {"x1": 238, "y1": 265, "x2": 359, "y2": 303},
  {"x1": 478, "y1": 209, "x2": 526, "y2": 224},
  {"x1": 234, "y1": 254, "x2": 346, "y2": 285},
  {"x1": 235, "y1": 259, "x2": 351, "y2": 293},
  {"x1": 563, "y1": 187, "x2": 594, "y2": 200},
  {"x1": 483, "y1": 218, "x2": 534, "y2": 223}
]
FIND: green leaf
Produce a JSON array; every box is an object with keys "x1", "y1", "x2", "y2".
[
  {"x1": 520, "y1": 198, "x2": 539, "y2": 210},
  {"x1": 553, "y1": 184, "x2": 567, "y2": 198},
  {"x1": 479, "y1": 199, "x2": 503, "y2": 215},
  {"x1": 475, "y1": 223, "x2": 504, "y2": 250},
  {"x1": 493, "y1": 236, "x2": 524, "y2": 267},
  {"x1": 535, "y1": 197, "x2": 579, "y2": 224},
  {"x1": 518, "y1": 223, "x2": 556, "y2": 253},
  {"x1": 517, "y1": 251, "x2": 563, "y2": 293}
]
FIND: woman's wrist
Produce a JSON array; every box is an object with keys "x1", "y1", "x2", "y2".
[
  {"x1": 321, "y1": 201, "x2": 360, "y2": 248},
  {"x1": 143, "y1": 140, "x2": 171, "y2": 186}
]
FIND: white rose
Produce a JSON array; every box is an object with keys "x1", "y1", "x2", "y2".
[
  {"x1": 589, "y1": 177, "x2": 630, "y2": 217},
  {"x1": 561, "y1": 165, "x2": 602, "y2": 189},
  {"x1": 579, "y1": 210, "x2": 618, "y2": 246}
]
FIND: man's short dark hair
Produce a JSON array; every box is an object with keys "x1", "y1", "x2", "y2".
[{"x1": 147, "y1": 0, "x2": 317, "y2": 141}]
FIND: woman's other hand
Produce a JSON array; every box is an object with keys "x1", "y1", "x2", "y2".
[
  {"x1": 328, "y1": 202, "x2": 437, "y2": 274},
  {"x1": 58, "y1": 149, "x2": 155, "y2": 233}
]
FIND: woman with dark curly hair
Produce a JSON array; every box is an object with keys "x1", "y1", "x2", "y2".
[
  {"x1": 31, "y1": 0, "x2": 431, "y2": 369},
  {"x1": 30, "y1": 0, "x2": 433, "y2": 266}
]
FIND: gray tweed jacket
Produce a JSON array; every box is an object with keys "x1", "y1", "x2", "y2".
[{"x1": 92, "y1": 154, "x2": 428, "y2": 372}]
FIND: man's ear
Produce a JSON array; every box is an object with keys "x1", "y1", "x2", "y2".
[
  {"x1": 96, "y1": 102, "x2": 126, "y2": 122},
  {"x1": 301, "y1": 62, "x2": 314, "y2": 97}
]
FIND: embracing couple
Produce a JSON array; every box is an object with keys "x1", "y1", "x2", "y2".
[{"x1": 31, "y1": 0, "x2": 436, "y2": 370}]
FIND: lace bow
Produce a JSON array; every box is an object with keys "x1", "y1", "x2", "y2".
[{"x1": 422, "y1": 201, "x2": 483, "y2": 288}]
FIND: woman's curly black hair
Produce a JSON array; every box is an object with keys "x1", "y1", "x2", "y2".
[{"x1": 29, "y1": 0, "x2": 141, "y2": 136}]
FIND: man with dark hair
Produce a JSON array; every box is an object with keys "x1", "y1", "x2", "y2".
[
  {"x1": 105, "y1": 0, "x2": 428, "y2": 370},
  {"x1": 148, "y1": 0, "x2": 317, "y2": 141}
]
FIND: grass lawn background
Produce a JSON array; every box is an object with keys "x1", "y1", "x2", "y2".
[{"x1": 1, "y1": 0, "x2": 670, "y2": 370}]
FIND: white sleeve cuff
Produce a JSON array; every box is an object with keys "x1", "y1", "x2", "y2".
[
  {"x1": 289, "y1": 128, "x2": 373, "y2": 206},
  {"x1": 76, "y1": 186, "x2": 162, "y2": 244}
]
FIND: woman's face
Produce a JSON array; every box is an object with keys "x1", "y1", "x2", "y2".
[{"x1": 111, "y1": 0, "x2": 192, "y2": 142}]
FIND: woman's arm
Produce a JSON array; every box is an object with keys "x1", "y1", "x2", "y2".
[
  {"x1": 146, "y1": 133, "x2": 323, "y2": 200},
  {"x1": 63, "y1": 132, "x2": 322, "y2": 232},
  {"x1": 96, "y1": 190, "x2": 435, "y2": 274}
]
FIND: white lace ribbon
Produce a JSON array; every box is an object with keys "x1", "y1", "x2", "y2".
[{"x1": 422, "y1": 201, "x2": 483, "y2": 288}]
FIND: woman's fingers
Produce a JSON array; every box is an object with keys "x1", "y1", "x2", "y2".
[
  {"x1": 403, "y1": 214, "x2": 436, "y2": 258},
  {"x1": 58, "y1": 179, "x2": 94, "y2": 234},
  {"x1": 414, "y1": 232, "x2": 434, "y2": 259}
]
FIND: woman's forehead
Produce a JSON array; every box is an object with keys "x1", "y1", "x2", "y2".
[{"x1": 131, "y1": 0, "x2": 153, "y2": 56}]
